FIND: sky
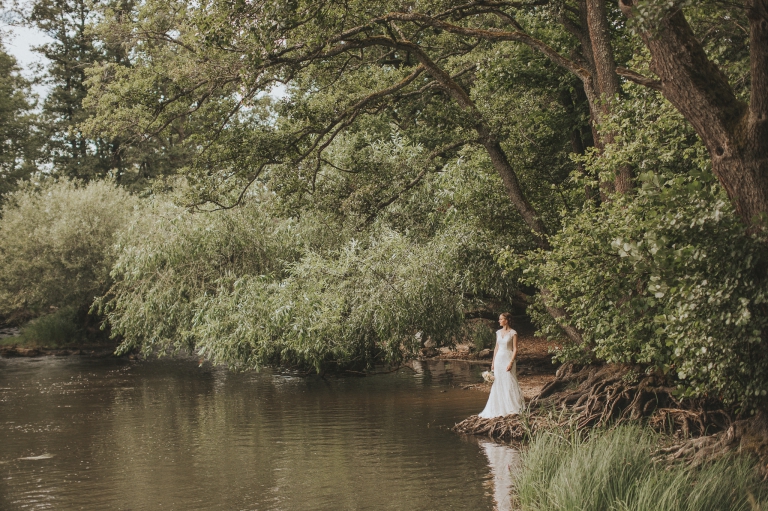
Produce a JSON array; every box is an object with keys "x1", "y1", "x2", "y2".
[
  {"x1": 2, "y1": 9, "x2": 289, "y2": 101},
  {"x1": 5, "y1": 24, "x2": 49, "y2": 68},
  {"x1": 4, "y1": 22, "x2": 53, "y2": 97}
]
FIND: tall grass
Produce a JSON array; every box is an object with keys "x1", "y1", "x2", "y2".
[
  {"x1": 15, "y1": 307, "x2": 85, "y2": 347},
  {"x1": 516, "y1": 425, "x2": 768, "y2": 511}
]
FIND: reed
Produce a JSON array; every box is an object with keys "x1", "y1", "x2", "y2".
[{"x1": 516, "y1": 425, "x2": 768, "y2": 511}]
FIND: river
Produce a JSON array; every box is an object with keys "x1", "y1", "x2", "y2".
[{"x1": 0, "y1": 356, "x2": 519, "y2": 510}]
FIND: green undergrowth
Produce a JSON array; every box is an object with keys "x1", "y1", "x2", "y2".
[
  {"x1": 516, "y1": 425, "x2": 768, "y2": 511},
  {"x1": 4, "y1": 307, "x2": 110, "y2": 348}
]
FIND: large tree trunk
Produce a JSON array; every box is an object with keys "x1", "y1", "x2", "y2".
[
  {"x1": 585, "y1": 0, "x2": 633, "y2": 193},
  {"x1": 619, "y1": 0, "x2": 768, "y2": 228},
  {"x1": 585, "y1": 0, "x2": 621, "y2": 103},
  {"x1": 564, "y1": 0, "x2": 633, "y2": 194}
]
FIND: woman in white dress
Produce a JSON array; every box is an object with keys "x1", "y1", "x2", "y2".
[{"x1": 479, "y1": 312, "x2": 525, "y2": 418}]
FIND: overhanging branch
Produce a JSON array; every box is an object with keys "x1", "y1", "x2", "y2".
[{"x1": 616, "y1": 66, "x2": 662, "y2": 91}]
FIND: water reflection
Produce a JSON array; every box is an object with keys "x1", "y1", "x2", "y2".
[
  {"x1": 0, "y1": 357, "x2": 514, "y2": 510},
  {"x1": 480, "y1": 440, "x2": 520, "y2": 511}
]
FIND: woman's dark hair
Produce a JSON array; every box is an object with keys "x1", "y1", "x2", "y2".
[{"x1": 501, "y1": 312, "x2": 514, "y2": 326}]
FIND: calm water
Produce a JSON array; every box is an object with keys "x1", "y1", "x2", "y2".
[{"x1": 0, "y1": 357, "x2": 519, "y2": 510}]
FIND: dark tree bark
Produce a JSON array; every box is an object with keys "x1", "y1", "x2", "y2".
[
  {"x1": 561, "y1": 0, "x2": 633, "y2": 193},
  {"x1": 619, "y1": 0, "x2": 768, "y2": 228},
  {"x1": 585, "y1": 0, "x2": 633, "y2": 193}
]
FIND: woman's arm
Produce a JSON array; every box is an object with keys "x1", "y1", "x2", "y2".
[
  {"x1": 506, "y1": 333, "x2": 518, "y2": 371},
  {"x1": 491, "y1": 341, "x2": 499, "y2": 371}
]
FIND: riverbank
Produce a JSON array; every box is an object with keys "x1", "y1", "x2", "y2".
[
  {"x1": 0, "y1": 322, "x2": 122, "y2": 358},
  {"x1": 1, "y1": 315, "x2": 561, "y2": 409},
  {"x1": 436, "y1": 324, "x2": 560, "y2": 402},
  {"x1": 0, "y1": 345, "x2": 122, "y2": 358}
]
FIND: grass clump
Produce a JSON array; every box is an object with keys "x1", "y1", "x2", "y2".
[
  {"x1": 14, "y1": 307, "x2": 87, "y2": 347},
  {"x1": 516, "y1": 425, "x2": 768, "y2": 511}
]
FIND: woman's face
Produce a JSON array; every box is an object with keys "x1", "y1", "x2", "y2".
[{"x1": 499, "y1": 315, "x2": 507, "y2": 328}]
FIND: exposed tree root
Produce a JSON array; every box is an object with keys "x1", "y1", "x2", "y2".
[
  {"x1": 452, "y1": 362, "x2": 763, "y2": 466},
  {"x1": 532, "y1": 363, "x2": 730, "y2": 436},
  {"x1": 656, "y1": 411, "x2": 768, "y2": 467},
  {"x1": 452, "y1": 414, "x2": 527, "y2": 441}
]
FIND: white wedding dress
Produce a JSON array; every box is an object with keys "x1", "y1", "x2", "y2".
[{"x1": 479, "y1": 329, "x2": 525, "y2": 418}]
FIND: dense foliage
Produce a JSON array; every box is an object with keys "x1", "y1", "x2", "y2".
[
  {"x1": 0, "y1": 179, "x2": 137, "y2": 322},
  {"x1": 517, "y1": 174, "x2": 768, "y2": 407},
  {"x1": 501, "y1": 87, "x2": 768, "y2": 408},
  {"x1": 98, "y1": 181, "x2": 516, "y2": 371}
]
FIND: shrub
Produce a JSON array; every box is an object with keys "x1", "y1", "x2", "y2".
[
  {"x1": 98, "y1": 195, "x2": 504, "y2": 370},
  {"x1": 509, "y1": 170, "x2": 768, "y2": 410},
  {"x1": 510, "y1": 84, "x2": 768, "y2": 411},
  {"x1": 97, "y1": 196, "x2": 309, "y2": 357},
  {"x1": 191, "y1": 227, "x2": 468, "y2": 371},
  {"x1": 0, "y1": 179, "x2": 138, "y2": 322},
  {"x1": 16, "y1": 306, "x2": 84, "y2": 346}
]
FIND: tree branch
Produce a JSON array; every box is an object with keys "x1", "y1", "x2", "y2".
[
  {"x1": 616, "y1": 66, "x2": 662, "y2": 91},
  {"x1": 360, "y1": 139, "x2": 472, "y2": 226},
  {"x1": 371, "y1": 12, "x2": 591, "y2": 81},
  {"x1": 349, "y1": 33, "x2": 550, "y2": 242}
]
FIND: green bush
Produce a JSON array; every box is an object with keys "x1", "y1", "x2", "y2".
[
  {"x1": 510, "y1": 170, "x2": 768, "y2": 410},
  {"x1": 97, "y1": 195, "x2": 310, "y2": 357},
  {"x1": 516, "y1": 425, "x2": 768, "y2": 511},
  {"x1": 500, "y1": 85, "x2": 768, "y2": 411},
  {"x1": 465, "y1": 320, "x2": 495, "y2": 352},
  {"x1": 98, "y1": 192, "x2": 506, "y2": 370},
  {"x1": 16, "y1": 306, "x2": 85, "y2": 346},
  {"x1": 0, "y1": 178, "x2": 138, "y2": 321},
  {"x1": 191, "y1": 227, "x2": 468, "y2": 371}
]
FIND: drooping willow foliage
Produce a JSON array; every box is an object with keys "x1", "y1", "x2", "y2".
[{"x1": 97, "y1": 176, "x2": 519, "y2": 371}]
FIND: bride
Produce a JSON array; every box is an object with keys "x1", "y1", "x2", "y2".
[{"x1": 479, "y1": 312, "x2": 525, "y2": 418}]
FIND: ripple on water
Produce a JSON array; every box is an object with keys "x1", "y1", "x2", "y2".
[{"x1": 0, "y1": 357, "x2": 518, "y2": 511}]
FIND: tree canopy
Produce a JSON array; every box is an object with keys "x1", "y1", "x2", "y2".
[{"x1": 1, "y1": 0, "x2": 767, "y2": 408}]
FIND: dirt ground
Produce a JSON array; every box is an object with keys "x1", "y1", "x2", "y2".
[{"x1": 431, "y1": 317, "x2": 560, "y2": 401}]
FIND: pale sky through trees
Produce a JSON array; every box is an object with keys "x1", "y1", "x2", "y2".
[
  {"x1": 3, "y1": 18, "x2": 52, "y2": 98},
  {"x1": 6, "y1": 24, "x2": 47, "y2": 69}
]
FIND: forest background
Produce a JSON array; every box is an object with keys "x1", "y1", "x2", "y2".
[{"x1": 1, "y1": 0, "x2": 767, "y2": 417}]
